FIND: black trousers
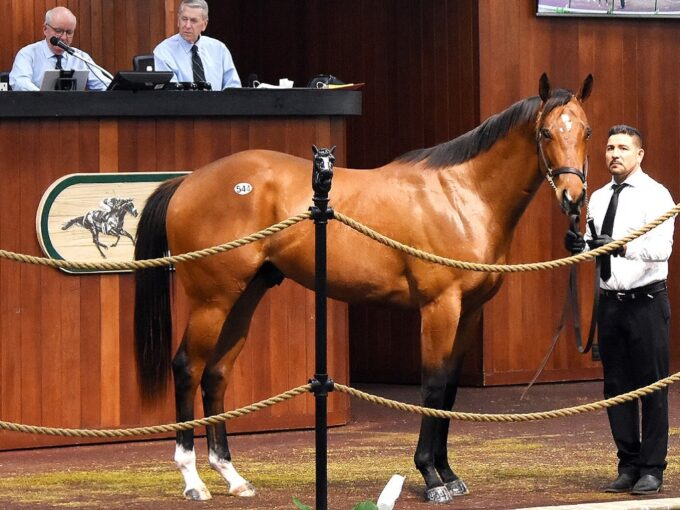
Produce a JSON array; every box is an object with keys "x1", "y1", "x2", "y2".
[{"x1": 598, "y1": 290, "x2": 670, "y2": 479}]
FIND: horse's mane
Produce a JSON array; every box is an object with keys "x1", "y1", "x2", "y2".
[{"x1": 395, "y1": 88, "x2": 574, "y2": 168}]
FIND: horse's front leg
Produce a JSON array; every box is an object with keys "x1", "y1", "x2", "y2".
[
  {"x1": 414, "y1": 291, "x2": 462, "y2": 503},
  {"x1": 432, "y1": 309, "x2": 482, "y2": 498}
]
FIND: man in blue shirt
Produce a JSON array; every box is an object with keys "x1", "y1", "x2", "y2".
[
  {"x1": 153, "y1": 0, "x2": 241, "y2": 90},
  {"x1": 9, "y1": 6, "x2": 109, "y2": 91}
]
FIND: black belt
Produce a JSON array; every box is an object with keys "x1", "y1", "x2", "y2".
[{"x1": 600, "y1": 280, "x2": 667, "y2": 301}]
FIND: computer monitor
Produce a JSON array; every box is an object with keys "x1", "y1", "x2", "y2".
[
  {"x1": 40, "y1": 69, "x2": 88, "y2": 91},
  {"x1": 107, "y1": 71, "x2": 173, "y2": 91}
]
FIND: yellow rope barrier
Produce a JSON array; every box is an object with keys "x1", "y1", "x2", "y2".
[
  {"x1": 0, "y1": 385, "x2": 311, "y2": 437},
  {"x1": 1, "y1": 202, "x2": 677, "y2": 273},
  {"x1": 0, "y1": 200, "x2": 676, "y2": 436},
  {"x1": 333, "y1": 202, "x2": 680, "y2": 273},
  {"x1": 0, "y1": 212, "x2": 310, "y2": 271},
  {"x1": 3, "y1": 373, "x2": 679, "y2": 437},
  {"x1": 335, "y1": 371, "x2": 680, "y2": 422}
]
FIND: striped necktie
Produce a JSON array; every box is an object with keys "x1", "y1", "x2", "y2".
[
  {"x1": 55, "y1": 54, "x2": 63, "y2": 70},
  {"x1": 191, "y1": 45, "x2": 205, "y2": 84}
]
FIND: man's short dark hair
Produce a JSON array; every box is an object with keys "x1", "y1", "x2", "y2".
[{"x1": 608, "y1": 124, "x2": 643, "y2": 147}]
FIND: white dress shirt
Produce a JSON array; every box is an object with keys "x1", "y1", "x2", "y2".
[
  {"x1": 153, "y1": 34, "x2": 241, "y2": 90},
  {"x1": 9, "y1": 40, "x2": 109, "y2": 91},
  {"x1": 586, "y1": 168, "x2": 675, "y2": 291}
]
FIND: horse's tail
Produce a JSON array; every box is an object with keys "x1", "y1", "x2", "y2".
[
  {"x1": 61, "y1": 216, "x2": 83, "y2": 230},
  {"x1": 134, "y1": 176, "x2": 186, "y2": 402}
]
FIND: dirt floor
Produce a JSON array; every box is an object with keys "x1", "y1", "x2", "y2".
[{"x1": 0, "y1": 381, "x2": 679, "y2": 509}]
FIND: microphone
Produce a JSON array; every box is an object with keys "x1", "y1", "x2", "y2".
[
  {"x1": 50, "y1": 36, "x2": 75, "y2": 55},
  {"x1": 49, "y1": 36, "x2": 114, "y2": 84}
]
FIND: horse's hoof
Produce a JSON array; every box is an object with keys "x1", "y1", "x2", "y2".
[
  {"x1": 424, "y1": 485, "x2": 452, "y2": 503},
  {"x1": 184, "y1": 486, "x2": 212, "y2": 501},
  {"x1": 445, "y1": 479, "x2": 470, "y2": 496},
  {"x1": 229, "y1": 482, "x2": 256, "y2": 497}
]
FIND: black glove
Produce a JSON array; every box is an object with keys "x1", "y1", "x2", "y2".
[
  {"x1": 587, "y1": 234, "x2": 624, "y2": 256},
  {"x1": 564, "y1": 230, "x2": 585, "y2": 253}
]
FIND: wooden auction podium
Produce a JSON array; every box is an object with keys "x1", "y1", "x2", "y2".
[{"x1": 0, "y1": 89, "x2": 361, "y2": 450}]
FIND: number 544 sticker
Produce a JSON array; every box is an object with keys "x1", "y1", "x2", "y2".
[{"x1": 234, "y1": 183, "x2": 253, "y2": 195}]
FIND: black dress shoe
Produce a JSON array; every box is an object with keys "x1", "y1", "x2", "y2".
[
  {"x1": 631, "y1": 474, "x2": 662, "y2": 495},
  {"x1": 604, "y1": 473, "x2": 637, "y2": 493}
]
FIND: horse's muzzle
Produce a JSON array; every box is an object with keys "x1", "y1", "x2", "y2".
[{"x1": 561, "y1": 188, "x2": 585, "y2": 216}]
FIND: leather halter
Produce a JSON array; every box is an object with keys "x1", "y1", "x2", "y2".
[{"x1": 537, "y1": 132, "x2": 589, "y2": 188}]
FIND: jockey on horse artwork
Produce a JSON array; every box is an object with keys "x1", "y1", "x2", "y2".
[{"x1": 62, "y1": 197, "x2": 138, "y2": 258}]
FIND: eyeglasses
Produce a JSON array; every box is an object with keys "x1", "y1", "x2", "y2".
[{"x1": 46, "y1": 23, "x2": 75, "y2": 36}]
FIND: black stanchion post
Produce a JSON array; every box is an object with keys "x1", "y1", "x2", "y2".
[{"x1": 309, "y1": 145, "x2": 335, "y2": 510}]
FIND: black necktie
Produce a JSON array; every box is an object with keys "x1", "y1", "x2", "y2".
[
  {"x1": 600, "y1": 183, "x2": 628, "y2": 281},
  {"x1": 55, "y1": 54, "x2": 63, "y2": 70},
  {"x1": 191, "y1": 45, "x2": 205, "y2": 84}
]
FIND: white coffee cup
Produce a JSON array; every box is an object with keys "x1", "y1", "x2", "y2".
[{"x1": 279, "y1": 78, "x2": 294, "y2": 88}]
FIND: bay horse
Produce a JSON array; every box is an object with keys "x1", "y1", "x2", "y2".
[{"x1": 134, "y1": 73, "x2": 593, "y2": 502}]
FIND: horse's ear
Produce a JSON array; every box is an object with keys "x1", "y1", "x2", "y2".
[
  {"x1": 539, "y1": 73, "x2": 551, "y2": 102},
  {"x1": 330, "y1": 146, "x2": 336, "y2": 155},
  {"x1": 312, "y1": 145, "x2": 319, "y2": 155},
  {"x1": 577, "y1": 74, "x2": 593, "y2": 102}
]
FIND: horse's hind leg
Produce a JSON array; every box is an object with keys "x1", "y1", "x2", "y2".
[
  {"x1": 172, "y1": 305, "x2": 229, "y2": 501},
  {"x1": 202, "y1": 263, "x2": 284, "y2": 497}
]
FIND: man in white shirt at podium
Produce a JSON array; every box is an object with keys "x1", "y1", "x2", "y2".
[{"x1": 9, "y1": 6, "x2": 108, "y2": 91}]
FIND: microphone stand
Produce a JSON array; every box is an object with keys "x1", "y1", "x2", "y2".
[{"x1": 69, "y1": 50, "x2": 114, "y2": 85}]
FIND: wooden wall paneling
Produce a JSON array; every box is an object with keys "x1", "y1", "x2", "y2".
[
  {"x1": 60, "y1": 270, "x2": 82, "y2": 428},
  {"x1": 38, "y1": 120, "x2": 64, "y2": 428},
  {"x1": 111, "y1": 0, "x2": 127, "y2": 72},
  {"x1": 79, "y1": 262, "x2": 102, "y2": 431},
  {"x1": 19, "y1": 121, "x2": 42, "y2": 430},
  {"x1": 0, "y1": 122, "x2": 25, "y2": 426},
  {"x1": 117, "y1": 273, "x2": 140, "y2": 427},
  {"x1": 165, "y1": 0, "x2": 179, "y2": 38},
  {"x1": 154, "y1": 120, "x2": 179, "y2": 171},
  {"x1": 0, "y1": 113, "x2": 352, "y2": 449},
  {"x1": 475, "y1": 0, "x2": 680, "y2": 383},
  {"x1": 99, "y1": 274, "x2": 121, "y2": 427}
]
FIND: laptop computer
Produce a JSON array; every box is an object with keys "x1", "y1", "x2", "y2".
[{"x1": 40, "y1": 69, "x2": 89, "y2": 91}]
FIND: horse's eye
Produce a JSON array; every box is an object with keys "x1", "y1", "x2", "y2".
[
  {"x1": 585, "y1": 127, "x2": 592, "y2": 140},
  {"x1": 540, "y1": 128, "x2": 552, "y2": 140}
]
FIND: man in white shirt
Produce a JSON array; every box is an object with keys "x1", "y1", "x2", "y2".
[
  {"x1": 566, "y1": 124, "x2": 675, "y2": 495},
  {"x1": 9, "y1": 6, "x2": 108, "y2": 91},
  {"x1": 153, "y1": 0, "x2": 241, "y2": 90}
]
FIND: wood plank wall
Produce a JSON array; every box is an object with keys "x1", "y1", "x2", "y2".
[
  {"x1": 477, "y1": 0, "x2": 680, "y2": 384},
  {"x1": 3, "y1": 0, "x2": 680, "y2": 390},
  {"x1": 0, "y1": 116, "x2": 350, "y2": 450}
]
